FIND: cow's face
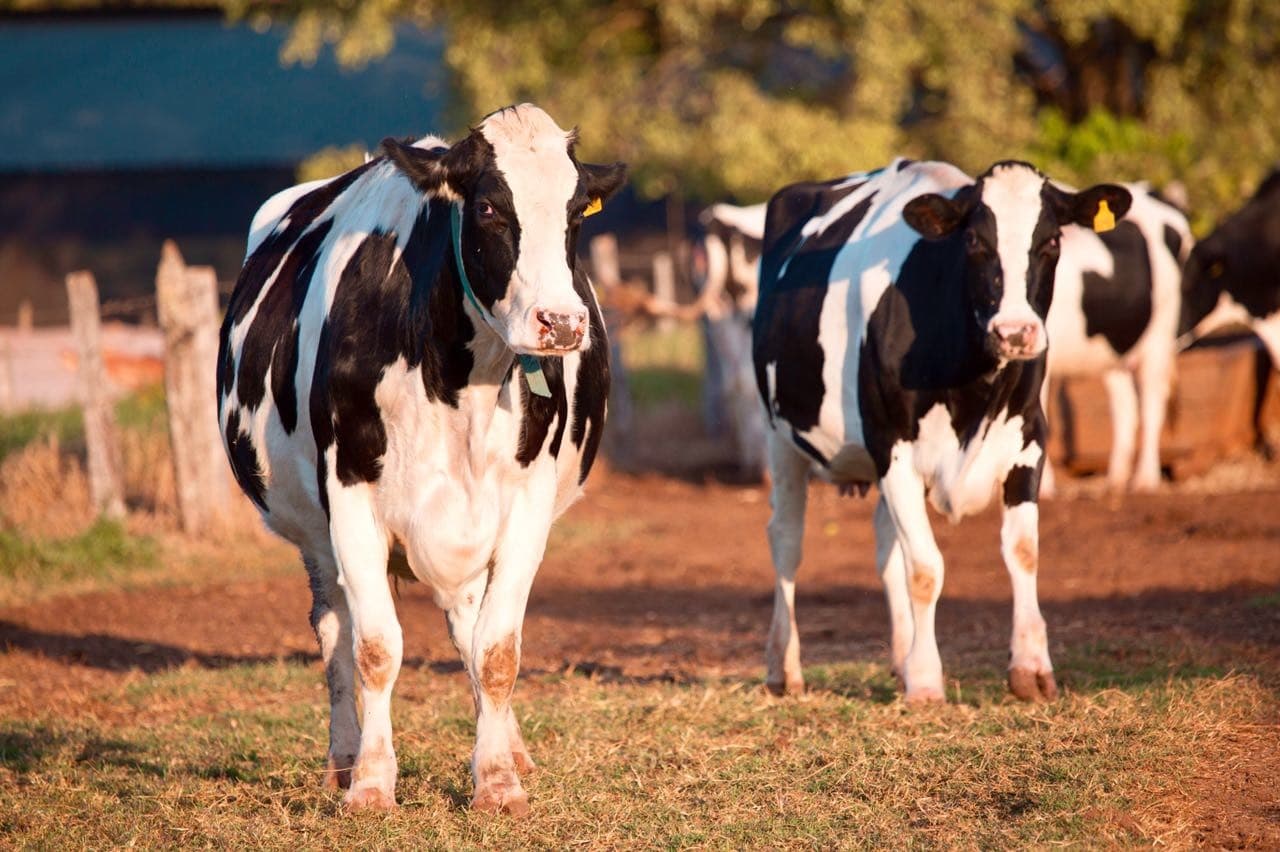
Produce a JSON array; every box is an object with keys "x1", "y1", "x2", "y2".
[
  {"x1": 384, "y1": 104, "x2": 626, "y2": 356},
  {"x1": 904, "y1": 162, "x2": 1131, "y2": 361},
  {"x1": 1180, "y1": 214, "x2": 1280, "y2": 364}
]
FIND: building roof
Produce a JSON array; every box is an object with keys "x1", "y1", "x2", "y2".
[{"x1": 0, "y1": 12, "x2": 447, "y2": 171}]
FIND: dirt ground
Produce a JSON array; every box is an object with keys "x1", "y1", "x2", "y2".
[{"x1": 2, "y1": 472, "x2": 1278, "y2": 843}]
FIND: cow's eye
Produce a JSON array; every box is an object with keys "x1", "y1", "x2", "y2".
[
  {"x1": 965, "y1": 230, "x2": 986, "y2": 253},
  {"x1": 1042, "y1": 235, "x2": 1061, "y2": 254},
  {"x1": 476, "y1": 201, "x2": 497, "y2": 220}
]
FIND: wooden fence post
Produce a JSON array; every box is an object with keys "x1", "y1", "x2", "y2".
[
  {"x1": 652, "y1": 251, "x2": 676, "y2": 332},
  {"x1": 156, "y1": 240, "x2": 230, "y2": 534},
  {"x1": 0, "y1": 335, "x2": 14, "y2": 415},
  {"x1": 588, "y1": 233, "x2": 634, "y2": 465},
  {"x1": 16, "y1": 300, "x2": 33, "y2": 334},
  {"x1": 66, "y1": 270, "x2": 125, "y2": 520}
]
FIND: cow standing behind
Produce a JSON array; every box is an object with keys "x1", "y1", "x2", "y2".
[
  {"x1": 1045, "y1": 185, "x2": 1192, "y2": 492},
  {"x1": 1181, "y1": 169, "x2": 1280, "y2": 369},
  {"x1": 218, "y1": 104, "x2": 625, "y2": 813},
  {"x1": 753, "y1": 159, "x2": 1129, "y2": 702}
]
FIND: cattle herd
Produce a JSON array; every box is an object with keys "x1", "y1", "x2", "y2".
[{"x1": 217, "y1": 103, "x2": 1280, "y2": 814}]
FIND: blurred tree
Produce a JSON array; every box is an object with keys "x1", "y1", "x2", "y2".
[{"x1": 218, "y1": 0, "x2": 1278, "y2": 225}]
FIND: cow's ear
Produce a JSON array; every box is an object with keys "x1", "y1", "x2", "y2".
[
  {"x1": 382, "y1": 132, "x2": 488, "y2": 196},
  {"x1": 903, "y1": 190, "x2": 972, "y2": 240},
  {"x1": 580, "y1": 161, "x2": 628, "y2": 208},
  {"x1": 1049, "y1": 183, "x2": 1133, "y2": 231}
]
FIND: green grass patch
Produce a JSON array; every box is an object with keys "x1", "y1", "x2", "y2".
[
  {"x1": 621, "y1": 325, "x2": 705, "y2": 409},
  {"x1": 0, "y1": 657, "x2": 1266, "y2": 848},
  {"x1": 0, "y1": 518, "x2": 155, "y2": 586},
  {"x1": 0, "y1": 383, "x2": 169, "y2": 461}
]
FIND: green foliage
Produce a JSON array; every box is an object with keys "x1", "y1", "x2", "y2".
[
  {"x1": 296, "y1": 143, "x2": 370, "y2": 183},
  {"x1": 226, "y1": 0, "x2": 1279, "y2": 220}
]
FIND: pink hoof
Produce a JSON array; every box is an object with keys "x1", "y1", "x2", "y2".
[
  {"x1": 342, "y1": 786, "x2": 397, "y2": 813},
  {"x1": 1009, "y1": 667, "x2": 1058, "y2": 702},
  {"x1": 904, "y1": 685, "x2": 945, "y2": 705},
  {"x1": 765, "y1": 676, "x2": 806, "y2": 697},
  {"x1": 512, "y1": 749, "x2": 537, "y2": 774},
  {"x1": 472, "y1": 782, "x2": 530, "y2": 817}
]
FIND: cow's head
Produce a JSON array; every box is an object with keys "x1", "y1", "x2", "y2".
[
  {"x1": 383, "y1": 104, "x2": 627, "y2": 355},
  {"x1": 904, "y1": 162, "x2": 1131, "y2": 361}
]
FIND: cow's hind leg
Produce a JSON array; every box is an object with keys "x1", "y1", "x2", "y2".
[
  {"x1": 764, "y1": 430, "x2": 810, "y2": 695},
  {"x1": 305, "y1": 552, "x2": 360, "y2": 790},
  {"x1": 465, "y1": 466, "x2": 557, "y2": 816},
  {"x1": 326, "y1": 483, "x2": 401, "y2": 812},
  {"x1": 873, "y1": 497, "x2": 913, "y2": 681},
  {"x1": 879, "y1": 447, "x2": 946, "y2": 703},
  {"x1": 446, "y1": 570, "x2": 535, "y2": 776}
]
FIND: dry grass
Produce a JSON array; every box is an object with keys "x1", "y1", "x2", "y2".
[{"x1": 0, "y1": 658, "x2": 1273, "y2": 849}]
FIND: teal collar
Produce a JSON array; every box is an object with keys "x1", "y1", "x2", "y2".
[{"x1": 449, "y1": 202, "x2": 551, "y2": 398}]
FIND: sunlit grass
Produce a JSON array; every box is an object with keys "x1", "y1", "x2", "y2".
[
  {"x1": 620, "y1": 324, "x2": 705, "y2": 409},
  {"x1": 0, "y1": 656, "x2": 1268, "y2": 848}
]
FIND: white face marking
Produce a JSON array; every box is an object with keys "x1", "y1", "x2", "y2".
[
  {"x1": 981, "y1": 165, "x2": 1049, "y2": 353},
  {"x1": 480, "y1": 105, "x2": 588, "y2": 355}
]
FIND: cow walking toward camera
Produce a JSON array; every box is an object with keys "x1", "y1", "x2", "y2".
[
  {"x1": 217, "y1": 104, "x2": 625, "y2": 813},
  {"x1": 753, "y1": 158, "x2": 1129, "y2": 702}
]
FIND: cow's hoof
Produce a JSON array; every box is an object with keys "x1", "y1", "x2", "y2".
[
  {"x1": 472, "y1": 783, "x2": 530, "y2": 817},
  {"x1": 342, "y1": 785, "x2": 397, "y2": 812},
  {"x1": 765, "y1": 676, "x2": 805, "y2": 697},
  {"x1": 1009, "y1": 667, "x2": 1058, "y2": 702},
  {"x1": 904, "y1": 683, "x2": 945, "y2": 705},
  {"x1": 324, "y1": 753, "x2": 356, "y2": 790},
  {"x1": 512, "y1": 749, "x2": 537, "y2": 774}
]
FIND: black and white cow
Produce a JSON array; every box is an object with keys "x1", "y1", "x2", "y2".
[
  {"x1": 217, "y1": 104, "x2": 625, "y2": 814},
  {"x1": 1181, "y1": 168, "x2": 1280, "y2": 365},
  {"x1": 1044, "y1": 185, "x2": 1192, "y2": 492},
  {"x1": 753, "y1": 158, "x2": 1129, "y2": 702}
]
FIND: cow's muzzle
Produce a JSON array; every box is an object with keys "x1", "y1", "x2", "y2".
[
  {"x1": 534, "y1": 308, "x2": 588, "y2": 352},
  {"x1": 990, "y1": 320, "x2": 1044, "y2": 360}
]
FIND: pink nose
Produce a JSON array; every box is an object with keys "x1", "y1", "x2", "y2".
[
  {"x1": 534, "y1": 308, "x2": 588, "y2": 350},
  {"x1": 993, "y1": 321, "x2": 1039, "y2": 354}
]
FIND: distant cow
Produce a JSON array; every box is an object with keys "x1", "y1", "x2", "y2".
[
  {"x1": 1044, "y1": 185, "x2": 1192, "y2": 492},
  {"x1": 1181, "y1": 168, "x2": 1280, "y2": 365},
  {"x1": 699, "y1": 203, "x2": 767, "y2": 475},
  {"x1": 217, "y1": 104, "x2": 625, "y2": 814},
  {"x1": 753, "y1": 158, "x2": 1129, "y2": 702}
]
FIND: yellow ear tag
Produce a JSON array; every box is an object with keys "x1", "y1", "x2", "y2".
[
  {"x1": 1093, "y1": 200, "x2": 1116, "y2": 233},
  {"x1": 583, "y1": 197, "x2": 603, "y2": 218}
]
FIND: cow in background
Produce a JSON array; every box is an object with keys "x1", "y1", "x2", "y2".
[
  {"x1": 698, "y1": 202, "x2": 767, "y2": 476},
  {"x1": 218, "y1": 104, "x2": 625, "y2": 814},
  {"x1": 1181, "y1": 168, "x2": 1280, "y2": 367},
  {"x1": 753, "y1": 158, "x2": 1129, "y2": 702},
  {"x1": 1043, "y1": 185, "x2": 1192, "y2": 492}
]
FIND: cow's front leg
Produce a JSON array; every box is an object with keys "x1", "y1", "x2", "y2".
[
  {"x1": 1102, "y1": 367, "x2": 1139, "y2": 490},
  {"x1": 873, "y1": 497, "x2": 913, "y2": 681},
  {"x1": 1133, "y1": 352, "x2": 1173, "y2": 492},
  {"x1": 879, "y1": 446, "x2": 945, "y2": 703},
  {"x1": 327, "y1": 483, "x2": 402, "y2": 812},
  {"x1": 466, "y1": 472, "x2": 555, "y2": 816},
  {"x1": 446, "y1": 570, "x2": 536, "y2": 775},
  {"x1": 305, "y1": 552, "x2": 360, "y2": 790},
  {"x1": 1000, "y1": 497, "x2": 1057, "y2": 701},
  {"x1": 764, "y1": 430, "x2": 810, "y2": 696}
]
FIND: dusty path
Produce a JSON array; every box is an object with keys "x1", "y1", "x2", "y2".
[{"x1": 2, "y1": 473, "x2": 1277, "y2": 709}]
